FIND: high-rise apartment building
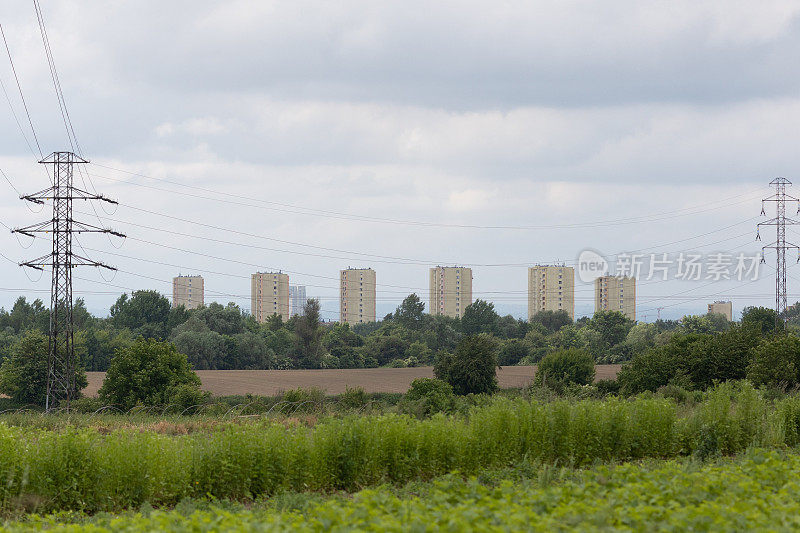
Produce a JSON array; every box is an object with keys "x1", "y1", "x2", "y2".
[
  {"x1": 528, "y1": 265, "x2": 574, "y2": 320},
  {"x1": 340, "y1": 268, "x2": 376, "y2": 324},
  {"x1": 172, "y1": 275, "x2": 204, "y2": 309},
  {"x1": 595, "y1": 275, "x2": 636, "y2": 320},
  {"x1": 708, "y1": 301, "x2": 733, "y2": 321},
  {"x1": 251, "y1": 272, "x2": 290, "y2": 322},
  {"x1": 289, "y1": 285, "x2": 307, "y2": 317},
  {"x1": 429, "y1": 266, "x2": 472, "y2": 318}
]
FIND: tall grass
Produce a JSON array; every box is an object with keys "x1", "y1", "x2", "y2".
[{"x1": 0, "y1": 381, "x2": 797, "y2": 512}]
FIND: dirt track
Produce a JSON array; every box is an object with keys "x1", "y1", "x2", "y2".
[{"x1": 83, "y1": 365, "x2": 621, "y2": 397}]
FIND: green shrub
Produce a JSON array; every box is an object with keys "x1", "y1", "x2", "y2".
[
  {"x1": 69, "y1": 397, "x2": 106, "y2": 414},
  {"x1": 619, "y1": 326, "x2": 763, "y2": 395},
  {"x1": 497, "y1": 339, "x2": 530, "y2": 366},
  {"x1": 281, "y1": 387, "x2": 325, "y2": 412},
  {"x1": 534, "y1": 348, "x2": 595, "y2": 392},
  {"x1": 98, "y1": 339, "x2": 203, "y2": 410},
  {"x1": 747, "y1": 335, "x2": 800, "y2": 388},
  {"x1": 399, "y1": 378, "x2": 455, "y2": 418},
  {"x1": 339, "y1": 386, "x2": 369, "y2": 410},
  {"x1": 595, "y1": 379, "x2": 620, "y2": 396},
  {"x1": 434, "y1": 334, "x2": 498, "y2": 395}
]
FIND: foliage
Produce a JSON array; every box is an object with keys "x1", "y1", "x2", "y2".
[
  {"x1": 434, "y1": 334, "x2": 498, "y2": 395},
  {"x1": 0, "y1": 296, "x2": 49, "y2": 334},
  {"x1": 534, "y1": 348, "x2": 595, "y2": 391},
  {"x1": 529, "y1": 309, "x2": 572, "y2": 334},
  {"x1": 618, "y1": 324, "x2": 764, "y2": 394},
  {"x1": 10, "y1": 449, "x2": 800, "y2": 530},
  {"x1": 497, "y1": 338, "x2": 530, "y2": 366},
  {"x1": 747, "y1": 335, "x2": 800, "y2": 388},
  {"x1": 741, "y1": 306, "x2": 782, "y2": 335},
  {"x1": 0, "y1": 383, "x2": 795, "y2": 513},
  {"x1": 399, "y1": 378, "x2": 455, "y2": 417},
  {"x1": 0, "y1": 288, "x2": 779, "y2": 372},
  {"x1": 339, "y1": 386, "x2": 369, "y2": 410},
  {"x1": 394, "y1": 293, "x2": 425, "y2": 330},
  {"x1": 586, "y1": 310, "x2": 634, "y2": 347},
  {"x1": 98, "y1": 339, "x2": 206, "y2": 410},
  {"x1": 110, "y1": 290, "x2": 173, "y2": 339},
  {"x1": 0, "y1": 383, "x2": 796, "y2": 514},
  {"x1": 294, "y1": 299, "x2": 324, "y2": 368},
  {"x1": 460, "y1": 299, "x2": 499, "y2": 336},
  {"x1": 0, "y1": 330, "x2": 87, "y2": 406}
]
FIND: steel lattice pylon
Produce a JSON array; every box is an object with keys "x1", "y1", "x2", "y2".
[
  {"x1": 13, "y1": 152, "x2": 123, "y2": 410},
  {"x1": 758, "y1": 177, "x2": 800, "y2": 331}
]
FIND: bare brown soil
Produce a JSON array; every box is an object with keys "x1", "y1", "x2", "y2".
[{"x1": 83, "y1": 365, "x2": 621, "y2": 398}]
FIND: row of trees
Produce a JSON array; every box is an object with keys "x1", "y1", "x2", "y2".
[{"x1": 0, "y1": 289, "x2": 791, "y2": 373}]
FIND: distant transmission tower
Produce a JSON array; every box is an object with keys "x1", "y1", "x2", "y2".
[
  {"x1": 12, "y1": 152, "x2": 124, "y2": 410},
  {"x1": 757, "y1": 177, "x2": 800, "y2": 330}
]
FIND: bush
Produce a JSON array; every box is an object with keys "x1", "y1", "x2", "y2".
[
  {"x1": 280, "y1": 387, "x2": 325, "y2": 412},
  {"x1": 497, "y1": 339, "x2": 530, "y2": 366},
  {"x1": 595, "y1": 379, "x2": 620, "y2": 396},
  {"x1": 98, "y1": 339, "x2": 204, "y2": 410},
  {"x1": 618, "y1": 326, "x2": 763, "y2": 395},
  {"x1": 534, "y1": 348, "x2": 595, "y2": 392},
  {"x1": 399, "y1": 378, "x2": 455, "y2": 417},
  {"x1": 434, "y1": 334, "x2": 498, "y2": 395},
  {"x1": 747, "y1": 335, "x2": 800, "y2": 389},
  {"x1": 339, "y1": 386, "x2": 368, "y2": 410}
]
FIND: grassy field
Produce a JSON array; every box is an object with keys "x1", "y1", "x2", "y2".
[{"x1": 83, "y1": 365, "x2": 622, "y2": 397}]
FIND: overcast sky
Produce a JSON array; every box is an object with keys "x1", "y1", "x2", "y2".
[{"x1": 1, "y1": 1, "x2": 798, "y2": 321}]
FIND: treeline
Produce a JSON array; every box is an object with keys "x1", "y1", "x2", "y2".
[{"x1": 0, "y1": 290, "x2": 793, "y2": 371}]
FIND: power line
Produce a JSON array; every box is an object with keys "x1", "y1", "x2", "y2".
[
  {"x1": 0, "y1": 168, "x2": 21, "y2": 196},
  {"x1": 32, "y1": 0, "x2": 81, "y2": 154},
  {"x1": 72, "y1": 198, "x2": 759, "y2": 270},
  {"x1": 0, "y1": 23, "x2": 43, "y2": 158},
  {"x1": 87, "y1": 163, "x2": 764, "y2": 230}
]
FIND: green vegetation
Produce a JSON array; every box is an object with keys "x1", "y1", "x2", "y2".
[
  {"x1": 98, "y1": 339, "x2": 207, "y2": 410},
  {"x1": 1, "y1": 288, "x2": 797, "y2": 376},
  {"x1": 533, "y1": 348, "x2": 595, "y2": 391},
  {"x1": 434, "y1": 334, "x2": 498, "y2": 395},
  {"x1": 0, "y1": 330, "x2": 87, "y2": 406},
  {"x1": 0, "y1": 382, "x2": 795, "y2": 513},
  {"x1": 7, "y1": 449, "x2": 799, "y2": 532},
  {"x1": 399, "y1": 378, "x2": 455, "y2": 417}
]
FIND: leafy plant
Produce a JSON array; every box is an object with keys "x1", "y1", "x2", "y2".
[
  {"x1": 534, "y1": 348, "x2": 595, "y2": 392},
  {"x1": 399, "y1": 378, "x2": 455, "y2": 417},
  {"x1": 434, "y1": 334, "x2": 498, "y2": 395},
  {"x1": 98, "y1": 339, "x2": 205, "y2": 410}
]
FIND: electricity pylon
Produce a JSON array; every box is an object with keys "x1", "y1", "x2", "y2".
[
  {"x1": 12, "y1": 152, "x2": 124, "y2": 410},
  {"x1": 758, "y1": 177, "x2": 800, "y2": 330}
]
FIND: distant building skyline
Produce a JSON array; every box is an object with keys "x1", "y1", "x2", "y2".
[
  {"x1": 708, "y1": 301, "x2": 733, "y2": 321},
  {"x1": 528, "y1": 265, "x2": 574, "y2": 320},
  {"x1": 429, "y1": 266, "x2": 472, "y2": 318},
  {"x1": 172, "y1": 275, "x2": 204, "y2": 309},
  {"x1": 251, "y1": 272, "x2": 290, "y2": 322},
  {"x1": 595, "y1": 275, "x2": 636, "y2": 320},
  {"x1": 340, "y1": 268, "x2": 376, "y2": 324}
]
